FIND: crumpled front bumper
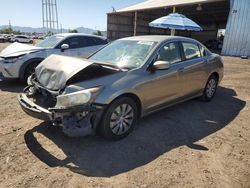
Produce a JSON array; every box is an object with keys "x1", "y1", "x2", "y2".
[
  {"x1": 18, "y1": 93, "x2": 52, "y2": 121},
  {"x1": 18, "y1": 92, "x2": 105, "y2": 137}
]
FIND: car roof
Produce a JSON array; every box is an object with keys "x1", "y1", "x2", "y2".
[
  {"x1": 55, "y1": 33, "x2": 106, "y2": 40},
  {"x1": 119, "y1": 35, "x2": 200, "y2": 43}
]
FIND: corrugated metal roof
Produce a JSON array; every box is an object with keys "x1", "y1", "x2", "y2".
[{"x1": 116, "y1": 0, "x2": 225, "y2": 13}]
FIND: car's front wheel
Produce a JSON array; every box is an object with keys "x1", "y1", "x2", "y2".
[
  {"x1": 201, "y1": 74, "x2": 218, "y2": 101},
  {"x1": 99, "y1": 97, "x2": 138, "y2": 140},
  {"x1": 22, "y1": 62, "x2": 40, "y2": 82}
]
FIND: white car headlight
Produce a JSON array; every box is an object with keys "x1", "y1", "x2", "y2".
[
  {"x1": 4, "y1": 57, "x2": 19, "y2": 63},
  {"x1": 56, "y1": 87, "x2": 103, "y2": 108}
]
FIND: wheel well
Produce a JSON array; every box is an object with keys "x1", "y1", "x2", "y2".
[
  {"x1": 114, "y1": 93, "x2": 142, "y2": 119},
  {"x1": 19, "y1": 58, "x2": 44, "y2": 80},
  {"x1": 210, "y1": 72, "x2": 219, "y2": 81}
]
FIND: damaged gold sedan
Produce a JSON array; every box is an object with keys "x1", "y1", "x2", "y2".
[{"x1": 18, "y1": 36, "x2": 223, "y2": 140}]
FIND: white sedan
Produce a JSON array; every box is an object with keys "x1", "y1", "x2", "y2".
[{"x1": 10, "y1": 35, "x2": 33, "y2": 43}]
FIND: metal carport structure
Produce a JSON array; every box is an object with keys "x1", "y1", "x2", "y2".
[{"x1": 107, "y1": 0, "x2": 250, "y2": 56}]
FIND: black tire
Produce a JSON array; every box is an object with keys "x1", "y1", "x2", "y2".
[
  {"x1": 201, "y1": 74, "x2": 218, "y2": 101},
  {"x1": 22, "y1": 62, "x2": 39, "y2": 83},
  {"x1": 99, "y1": 97, "x2": 138, "y2": 140}
]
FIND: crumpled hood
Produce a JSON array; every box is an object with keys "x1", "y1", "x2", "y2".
[
  {"x1": 0, "y1": 42, "x2": 43, "y2": 58},
  {"x1": 35, "y1": 54, "x2": 93, "y2": 90}
]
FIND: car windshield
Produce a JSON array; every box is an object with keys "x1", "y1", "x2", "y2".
[
  {"x1": 89, "y1": 40, "x2": 157, "y2": 69},
  {"x1": 36, "y1": 35, "x2": 64, "y2": 48}
]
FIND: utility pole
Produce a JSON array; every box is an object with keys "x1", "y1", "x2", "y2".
[{"x1": 42, "y1": 0, "x2": 59, "y2": 34}]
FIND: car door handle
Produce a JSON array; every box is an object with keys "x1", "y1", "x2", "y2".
[{"x1": 178, "y1": 67, "x2": 185, "y2": 72}]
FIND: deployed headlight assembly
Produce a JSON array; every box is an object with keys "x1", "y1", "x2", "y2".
[{"x1": 56, "y1": 87, "x2": 103, "y2": 108}]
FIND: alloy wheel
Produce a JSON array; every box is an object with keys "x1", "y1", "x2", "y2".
[
  {"x1": 206, "y1": 78, "x2": 217, "y2": 98},
  {"x1": 109, "y1": 104, "x2": 134, "y2": 135}
]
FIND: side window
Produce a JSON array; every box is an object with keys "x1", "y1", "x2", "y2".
[
  {"x1": 77, "y1": 37, "x2": 95, "y2": 47},
  {"x1": 199, "y1": 44, "x2": 206, "y2": 57},
  {"x1": 94, "y1": 38, "x2": 108, "y2": 45},
  {"x1": 85, "y1": 37, "x2": 98, "y2": 47},
  {"x1": 67, "y1": 37, "x2": 81, "y2": 48},
  {"x1": 182, "y1": 42, "x2": 201, "y2": 60},
  {"x1": 156, "y1": 42, "x2": 182, "y2": 64}
]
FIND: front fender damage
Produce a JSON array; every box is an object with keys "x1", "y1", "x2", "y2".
[{"x1": 19, "y1": 86, "x2": 106, "y2": 137}]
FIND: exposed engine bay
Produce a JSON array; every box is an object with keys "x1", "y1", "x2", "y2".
[{"x1": 20, "y1": 55, "x2": 121, "y2": 137}]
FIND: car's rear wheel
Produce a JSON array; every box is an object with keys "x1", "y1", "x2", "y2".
[
  {"x1": 99, "y1": 97, "x2": 138, "y2": 140},
  {"x1": 201, "y1": 74, "x2": 218, "y2": 101}
]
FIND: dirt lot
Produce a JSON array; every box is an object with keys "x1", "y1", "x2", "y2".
[{"x1": 0, "y1": 42, "x2": 249, "y2": 188}]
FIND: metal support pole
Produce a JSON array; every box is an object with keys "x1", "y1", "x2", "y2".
[
  {"x1": 55, "y1": 0, "x2": 59, "y2": 33},
  {"x1": 134, "y1": 11, "x2": 137, "y2": 36},
  {"x1": 45, "y1": 0, "x2": 49, "y2": 33},
  {"x1": 42, "y1": 0, "x2": 45, "y2": 33},
  {"x1": 51, "y1": 0, "x2": 55, "y2": 32},
  {"x1": 48, "y1": 0, "x2": 52, "y2": 32},
  {"x1": 42, "y1": 0, "x2": 59, "y2": 34},
  {"x1": 171, "y1": 7, "x2": 176, "y2": 36}
]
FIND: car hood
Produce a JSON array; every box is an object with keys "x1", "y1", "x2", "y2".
[
  {"x1": 35, "y1": 54, "x2": 93, "y2": 90},
  {"x1": 0, "y1": 42, "x2": 44, "y2": 58}
]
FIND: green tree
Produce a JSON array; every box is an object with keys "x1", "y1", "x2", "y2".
[
  {"x1": 93, "y1": 30, "x2": 103, "y2": 36},
  {"x1": 69, "y1": 29, "x2": 78, "y2": 33},
  {"x1": 47, "y1": 31, "x2": 54, "y2": 36},
  {"x1": 0, "y1": 28, "x2": 13, "y2": 34}
]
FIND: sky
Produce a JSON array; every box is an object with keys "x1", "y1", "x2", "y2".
[{"x1": 0, "y1": 0, "x2": 144, "y2": 30}]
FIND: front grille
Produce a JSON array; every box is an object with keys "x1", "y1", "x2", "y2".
[
  {"x1": 35, "y1": 87, "x2": 57, "y2": 108},
  {"x1": 28, "y1": 76, "x2": 59, "y2": 109}
]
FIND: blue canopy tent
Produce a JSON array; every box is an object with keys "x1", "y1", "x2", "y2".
[{"x1": 149, "y1": 13, "x2": 202, "y2": 35}]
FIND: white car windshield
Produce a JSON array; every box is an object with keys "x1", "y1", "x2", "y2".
[
  {"x1": 89, "y1": 40, "x2": 157, "y2": 69},
  {"x1": 36, "y1": 35, "x2": 64, "y2": 48}
]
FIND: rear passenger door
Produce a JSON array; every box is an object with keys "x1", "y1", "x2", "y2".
[{"x1": 179, "y1": 41, "x2": 208, "y2": 97}]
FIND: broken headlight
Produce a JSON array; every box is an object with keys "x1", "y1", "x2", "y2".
[{"x1": 56, "y1": 87, "x2": 103, "y2": 108}]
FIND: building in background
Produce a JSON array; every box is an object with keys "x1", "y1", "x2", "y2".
[{"x1": 107, "y1": 0, "x2": 250, "y2": 57}]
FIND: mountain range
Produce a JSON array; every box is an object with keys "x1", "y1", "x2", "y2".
[{"x1": 0, "y1": 25, "x2": 106, "y2": 36}]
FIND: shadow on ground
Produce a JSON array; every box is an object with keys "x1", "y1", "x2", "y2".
[
  {"x1": 0, "y1": 80, "x2": 25, "y2": 93},
  {"x1": 24, "y1": 86, "x2": 245, "y2": 177}
]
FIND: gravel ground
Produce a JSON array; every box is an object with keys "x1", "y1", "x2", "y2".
[{"x1": 0, "y1": 42, "x2": 249, "y2": 188}]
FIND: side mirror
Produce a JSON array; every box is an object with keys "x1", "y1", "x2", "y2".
[
  {"x1": 61, "y1": 44, "x2": 69, "y2": 51},
  {"x1": 153, "y1": 60, "x2": 170, "y2": 70}
]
